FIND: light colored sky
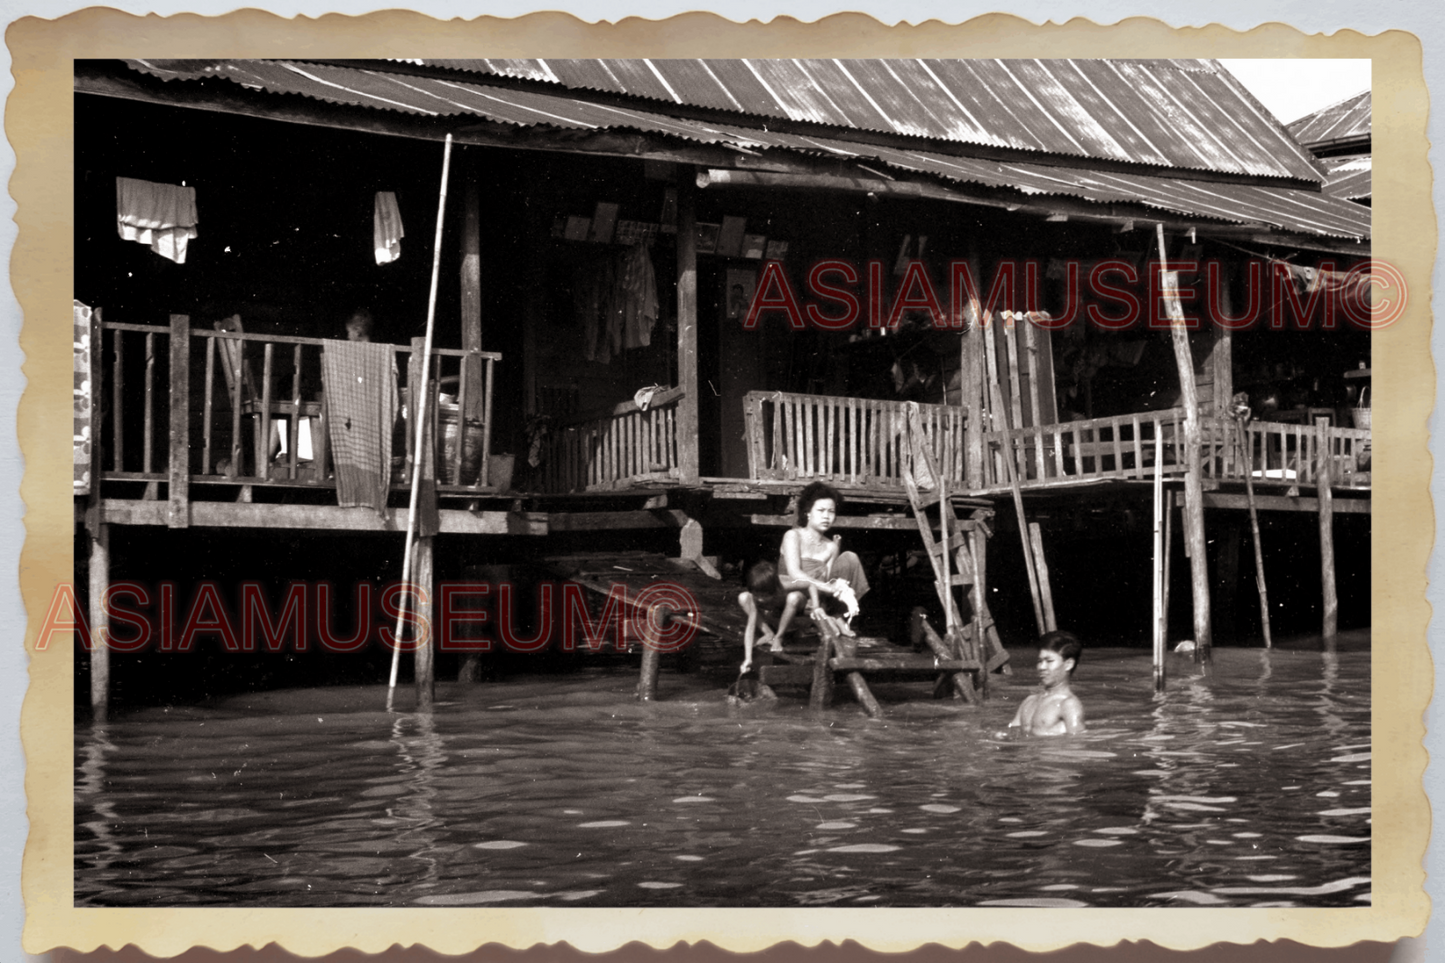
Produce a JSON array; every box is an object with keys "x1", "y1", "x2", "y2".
[{"x1": 1217, "y1": 59, "x2": 1371, "y2": 126}]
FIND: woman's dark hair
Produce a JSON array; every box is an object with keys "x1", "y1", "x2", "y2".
[
  {"x1": 1040, "y1": 630, "x2": 1083, "y2": 670},
  {"x1": 796, "y1": 481, "x2": 843, "y2": 526}
]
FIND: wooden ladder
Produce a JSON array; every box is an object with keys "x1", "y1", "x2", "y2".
[{"x1": 902, "y1": 404, "x2": 1011, "y2": 701}]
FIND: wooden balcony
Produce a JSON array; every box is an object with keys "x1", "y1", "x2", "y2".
[
  {"x1": 742, "y1": 390, "x2": 967, "y2": 491},
  {"x1": 87, "y1": 312, "x2": 504, "y2": 519},
  {"x1": 535, "y1": 386, "x2": 685, "y2": 493}
]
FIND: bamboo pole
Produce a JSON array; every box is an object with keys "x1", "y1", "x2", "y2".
[
  {"x1": 1156, "y1": 224, "x2": 1212, "y2": 665},
  {"x1": 1152, "y1": 430, "x2": 1165, "y2": 694},
  {"x1": 388, "y1": 133, "x2": 454, "y2": 712},
  {"x1": 1316, "y1": 417, "x2": 1338, "y2": 641},
  {"x1": 1028, "y1": 521, "x2": 1057, "y2": 633},
  {"x1": 1236, "y1": 417, "x2": 1273, "y2": 647}
]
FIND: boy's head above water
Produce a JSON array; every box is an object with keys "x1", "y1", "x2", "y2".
[{"x1": 1037, "y1": 630, "x2": 1082, "y2": 685}]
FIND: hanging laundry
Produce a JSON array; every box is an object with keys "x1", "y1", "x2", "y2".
[
  {"x1": 115, "y1": 177, "x2": 198, "y2": 264},
  {"x1": 617, "y1": 241, "x2": 659, "y2": 350},
  {"x1": 322, "y1": 339, "x2": 398, "y2": 515},
  {"x1": 374, "y1": 191, "x2": 405, "y2": 264}
]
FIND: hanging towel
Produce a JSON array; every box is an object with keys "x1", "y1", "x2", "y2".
[
  {"x1": 374, "y1": 191, "x2": 404, "y2": 264},
  {"x1": 115, "y1": 177, "x2": 198, "y2": 264},
  {"x1": 322, "y1": 339, "x2": 398, "y2": 515},
  {"x1": 618, "y1": 242, "x2": 659, "y2": 350}
]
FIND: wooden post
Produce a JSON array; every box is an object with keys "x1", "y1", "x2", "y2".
[
  {"x1": 167, "y1": 314, "x2": 190, "y2": 528},
  {"x1": 1156, "y1": 226, "x2": 1211, "y2": 665},
  {"x1": 676, "y1": 170, "x2": 700, "y2": 483},
  {"x1": 88, "y1": 523, "x2": 110, "y2": 723},
  {"x1": 414, "y1": 536, "x2": 435, "y2": 709},
  {"x1": 809, "y1": 632, "x2": 834, "y2": 709},
  {"x1": 461, "y1": 168, "x2": 484, "y2": 422},
  {"x1": 1151, "y1": 431, "x2": 1166, "y2": 694},
  {"x1": 638, "y1": 643, "x2": 662, "y2": 702},
  {"x1": 1236, "y1": 419, "x2": 1273, "y2": 648},
  {"x1": 1028, "y1": 522, "x2": 1057, "y2": 633},
  {"x1": 1316, "y1": 417, "x2": 1338, "y2": 640},
  {"x1": 845, "y1": 671, "x2": 883, "y2": 718}
]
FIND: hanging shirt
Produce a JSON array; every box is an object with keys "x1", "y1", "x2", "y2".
[
  {"x1": 617, "y1": 242, "x2": 659, "y2": 350},
  {"x1": 374, "y1": 191, "x2": 405, "y2": 264},
  {"x1": 115, "y1": 177, "x2": 198, "y2": 264}
]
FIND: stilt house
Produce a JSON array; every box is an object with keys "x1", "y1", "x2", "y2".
[{"x1": 74, "y1": 59, "x2": 1373, "y2": 715}]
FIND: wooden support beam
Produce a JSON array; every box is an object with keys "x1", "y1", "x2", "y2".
[
  {"x1": 1199, "y1": 492, "x2": 1369, "y2": 514},
  {"x1": 637, "y1": 644, "x2": 662, "y2": 702},
  {"x1": 88, "y1": 524, "x2": 110, "y2": 724},
  {"x1": 749, "y1": 512, "x2": 963, "y2": 531},
  {"x1": 676, "y1": 168, "x2": 700, "y2": 484},
  {"x1": 460, "y1": 167, "x2": 484, "y2": 422},
  {"x1": 101, "y1": 499, "x2": 548, "y2": 534},
  {"x1": 414, "y1": 536, "x2": 435, "y2": 709},
  {"x1": 548, "y1": 509, "x2": 688, "y2": 532},
  {"x1": 1157, "y1": 226, "x2": 1212, "y2": 665},
  {"x1": 809, "y1": 634, "x2": 834, "y2": 710},
  {"x1": 845, "y1": 671, "x2": 884, "y2": 718},
  {"x1": 1317, "y1": 417, "x2": 1339, "y2": 640},
  {"x1": 167, "y1": 314, "x2": 190, "y2": 528},
  {"x1": 1028, "y1": 521, "x2": 1057, "y2": 633}
]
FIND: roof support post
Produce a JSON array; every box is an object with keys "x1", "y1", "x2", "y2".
[
  {"x1": 460, "y1": 157, "x2": 484, "y2": 422},
  {"x1": 1157, "y1": 225, "x2": 1212, "y2": 667},
  {"x1": 676, "y1": 165, "x2": 700, "y2": 484}
]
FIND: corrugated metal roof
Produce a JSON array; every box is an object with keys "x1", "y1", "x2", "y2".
[
  {"x1": 408, "y1": 58, "x2": 1323, "y2": 183},
  {"x1": 1287, "y1": 90, "x2": 1371, "y2": 149},
  {"x1": 794, "y1": 134, "x2": 1369, "y2": 239},
  {"x1": 116, "y1": 59, "x2": 1365, "y2": 239},
  {"x1": 1318, "y1": 154, "x2": 1371, "y2": 202}
]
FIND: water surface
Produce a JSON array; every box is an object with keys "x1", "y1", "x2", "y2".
[{"x1": 76, "y1": 642, "x2": 1370, "y2": 907}]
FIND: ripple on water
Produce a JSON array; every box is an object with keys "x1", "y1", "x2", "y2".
[
  {"x1": 473, "y1": 841, "x2": 527, "y2": 850},
  {"x1": 414, "y1": 890, "x2": 538, "y2": 905},
  {"x1": 577, "y1": 820, "x2": 630, "y2": 828},
  {"x1": 920, "y1": 804, "x2": 960, "y2": 814},
  {"x1": 816, "y1": 822, "x2": 856, "y2": 830},
  {"x1": 978, "y1": 897, "x2": 1088, "y2": 907},
  {"x1": 827, "y1": 844, "x2": 901, "y2": 853}
]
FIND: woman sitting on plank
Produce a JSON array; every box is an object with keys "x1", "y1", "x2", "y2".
[{"x1": 739, "y1": 481, "x2": 870, "y2": 672}]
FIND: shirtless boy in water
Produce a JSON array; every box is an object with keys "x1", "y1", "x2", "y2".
[{"x1": 1009, "y1": 631, "x2": 1086, "y2": 736}]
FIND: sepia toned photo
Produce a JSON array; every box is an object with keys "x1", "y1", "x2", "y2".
[{"x1": 14, "y1": 10, "x2": 1432, "y2": 959}]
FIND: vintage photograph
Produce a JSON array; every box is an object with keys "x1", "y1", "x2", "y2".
[{"x1": 71, "y1": 55, "x2": 1376, "y2": 913}]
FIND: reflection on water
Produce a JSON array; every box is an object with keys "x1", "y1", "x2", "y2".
[{"x1": 75, "y1": 643, "x2": 1370, "y2": 907}]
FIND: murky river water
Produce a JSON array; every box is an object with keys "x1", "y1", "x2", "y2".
[{"x1": 76, "y1": 640, "x2": 1370, "y2": 907}]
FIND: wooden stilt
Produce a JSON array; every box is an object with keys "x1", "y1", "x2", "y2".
[
  {"x1": 676, "y1": 171, "x2": 700, "y2": 484},
  {"x1": 1162, "y1": 489, "x2": 1173, "y2": 642},
  {"x1": 808, "y1": 630, "x2": 834, "y2": 709},
  {"x1": 167, "y1": 314, "x2": 191, "y2": 529},
  {"x1": 1316, "y1": 417, "x2": 1338, "y2": 640},
  {"x1": 1236, "y1": 419, "x2": 1273, "y2": 648},
  {"x1": 1151, "y1": 432, "x2": 1165, "y2": 694},
  {"x1": 88, "y1": 523, "x2": 110, "y2": 724},
  {"x1": 919, "y1": 618, "x2": 976, "y2": 703},
  {"x1": 845, "y1": 671, "x2": 883, "y2": 718},
  {"x1": 414, "y1": 536, "x2": 435, "y2": 710},
  {"x1": 1156, "y1": 226, "x2": 1211, "y2": 665},
  {"x1": 1027, "y1": 522, "x2": 1057, "y2": 632},
  {"x1": 638, "y1": 644, "x2": 662, "y2": 701}
]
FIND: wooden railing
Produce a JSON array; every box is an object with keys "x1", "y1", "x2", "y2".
[
  {"x1": 94, "y1": 315, "x2": 501, "y2": 498},
  {"x1": 743, "y1": 390, "x2": 967, "y2": 489},
  {"x1": 982, "y1": 408, "x2": 1371, "y2": 490},
  {"x1": 537, "y1": 386, "x2": 684, "y2": 493}
]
